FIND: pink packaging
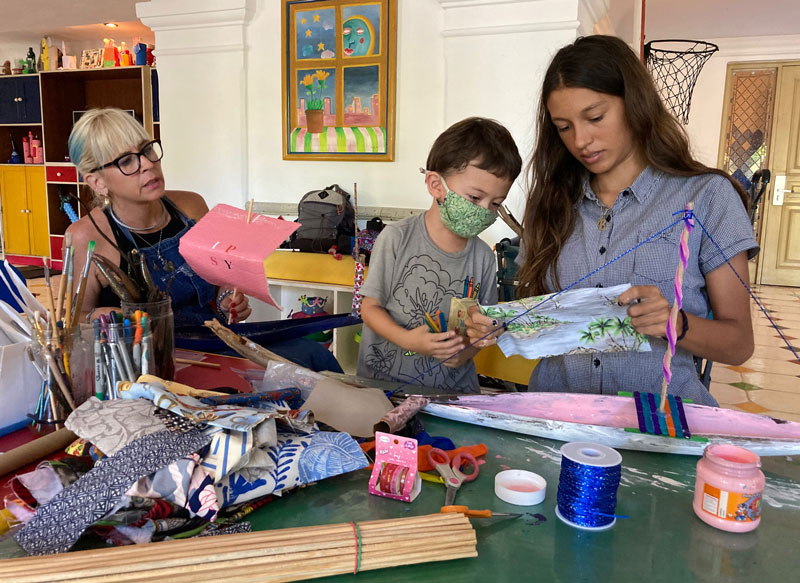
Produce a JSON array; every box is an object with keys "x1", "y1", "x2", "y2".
[
  {"x1": 368, "y1": 432, "x2": 421, "y2": 502},
  {"x1": 693, "y1": 444, "x2": 764, "y2": 532}
]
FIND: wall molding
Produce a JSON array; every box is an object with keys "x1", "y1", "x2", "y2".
[
  {"x1": 136, "y1": 0, "x2": 254, "y2": 32},
  {"x1": 443, "y1": 20, "x2": 581, "y2": 37},
  {"x1": 710, "y1": 34, "x2": 800, "y2": 58}
]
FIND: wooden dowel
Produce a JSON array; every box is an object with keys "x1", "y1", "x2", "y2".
[
  {"x1": 3, "y1": 515, "x2": 475, "y2": 582},
  {"x1": 174, "y1": 358, "x2": 221, "y2": 369}
]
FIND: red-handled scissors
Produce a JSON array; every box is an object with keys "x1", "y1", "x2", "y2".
[{"x1": 426, "y1": 447, "x2": 479, "y2": 506}]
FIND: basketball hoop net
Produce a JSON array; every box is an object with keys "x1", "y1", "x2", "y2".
[{"x1": 644, "y1": 39, "x2": 719, "y2": 124}]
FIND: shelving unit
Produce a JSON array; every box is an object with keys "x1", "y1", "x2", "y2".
[{"x1": 0, "y1": 66, "x2": 158, "y2": 267}]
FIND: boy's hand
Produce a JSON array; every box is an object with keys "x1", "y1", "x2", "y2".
[
  {"x1": 405, "y1": 325, "x2": 467, "y2": 362},
  {"x1": 465, "y1": 305, "x2": 504, "y2": 347}
]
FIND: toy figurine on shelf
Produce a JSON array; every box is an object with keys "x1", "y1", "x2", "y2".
[
  {"x1": 102, "y1": 38, "x2": 118, "y2": 67},
  {"x1": 22, "y1": 135, "x2": 32, "y2": 163},
  {"x1": 2, "y1": 61, "x2": 10, "y2": 75},
  {"x1": 38, "y1": 36, "x2": 50, "y2": 71},
  {"x1": 119, "y1": 41, "x2": 131, "y2": 66},
  {"x1": 8, "y1": 134, "x2": 21, "y2": 164},
  {"x1": 49, "y1": 39, "x2": 62, "y2": 70},
  {"x1": 24, "y1": 47, "x2": 36, "y2": 74},
  {"x1": 133, "y1": 38, "x2": 147, "y2": 65},
  {"x1": 146, "y1": 45, "x2": 155, "y2": 66}
]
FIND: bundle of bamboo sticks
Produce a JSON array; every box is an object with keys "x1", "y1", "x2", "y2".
[{"x1": 0, "y1": 513, "x2": 476, "y2": 583}]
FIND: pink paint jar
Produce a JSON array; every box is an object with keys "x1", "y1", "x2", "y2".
[{"x1": 693, "y1": 444, "x2": 764, "y2": 532}]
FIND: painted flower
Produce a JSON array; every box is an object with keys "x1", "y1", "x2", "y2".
[{"x1": 315, "y1": 69, "x2": 330, "y2": 81}]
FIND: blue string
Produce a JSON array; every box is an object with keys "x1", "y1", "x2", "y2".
[
  {"x1": 691, "y1": 215, "x2": 800, "y2": 361},
  {"x1": 557, "y1": 456, "x2": 627, "y2": 528},
  {"x1": 391, "y1": 215, "x2": 686, "y2": 393},
  {"x1": 385, "y1": 207, "x2": 799, "y2": 394}
]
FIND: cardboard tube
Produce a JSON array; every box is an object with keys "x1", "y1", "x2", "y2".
[{"x1": 0, "y1": 428, "x2": 77, "y2": 477}]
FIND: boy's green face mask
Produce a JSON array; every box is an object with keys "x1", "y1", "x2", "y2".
[{"x1": 437, "y1": 175, "x2": 498, "y2": 239}]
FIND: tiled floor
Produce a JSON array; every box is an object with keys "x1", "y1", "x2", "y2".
[{"x1": 710, "y1": 285, "x2": 800, "y2": 422}]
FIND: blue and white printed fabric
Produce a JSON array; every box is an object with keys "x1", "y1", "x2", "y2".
[{"x1": 216, "y1": 431, "x2": 368, "y2": 507}]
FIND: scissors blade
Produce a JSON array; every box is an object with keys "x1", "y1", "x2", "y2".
[{"x1": 445, "y1": 485, "x2": 459, "y2": 506}]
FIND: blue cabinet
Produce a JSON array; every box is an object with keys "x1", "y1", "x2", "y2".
[{"x1": 0, "y1": 76, "x2": 41, "y2": 124}]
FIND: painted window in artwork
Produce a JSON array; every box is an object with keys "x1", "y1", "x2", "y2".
[{"x1": 283, "y1": 0, "x2": 396, "y2": 160}]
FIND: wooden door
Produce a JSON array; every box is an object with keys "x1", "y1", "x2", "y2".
[
  {"x1": 0, "y1": 166, "x2": 31, "y2": 255},
  {"x1": 26, "y1": 166, "x2": 48, "y2": 257},
  {"x1": 760, "y1": 66, "x2": 800, "y2": 286}
]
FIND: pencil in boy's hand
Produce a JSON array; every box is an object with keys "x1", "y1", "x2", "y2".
[
  {"x1": 472, "y1": 282, "x2": 481, "y2": 299},
  {"x1": 423, "y1": 312, "x2": 440, "y2": 333},
  {"x1": 463, "y1": 277, "x2": 470, "y2": 298},
  {"x1": 438, "y1": 310, "x2": 447, "y2": 333},
  {"x1": 467, "y1": 277, "x2": 474, "y2": 298}
]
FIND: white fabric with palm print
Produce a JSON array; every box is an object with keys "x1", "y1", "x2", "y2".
[{"x1": 482, "y1": 283, "x2": 651, "y2": 360}]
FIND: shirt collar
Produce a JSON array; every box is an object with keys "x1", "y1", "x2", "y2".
[{"x1": 581, "y1": 165, "x2": 663, "y2": 204}]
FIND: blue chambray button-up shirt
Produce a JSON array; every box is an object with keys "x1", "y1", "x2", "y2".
[{"x1": 527, "y1": 166, "x2": 759, "y2": 406}]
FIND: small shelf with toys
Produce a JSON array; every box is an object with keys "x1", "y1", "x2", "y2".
[{"x1": 0, "y1": 62, "x2": 158, "y2": 268}]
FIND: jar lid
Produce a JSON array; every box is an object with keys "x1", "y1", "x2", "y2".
[{"x1": 494, "y1": 469, "x2": 546, "y2": 506}]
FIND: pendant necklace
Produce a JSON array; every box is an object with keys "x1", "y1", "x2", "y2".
[
  {"x1": 130, "y1": 225, "x2": 175, "y2": 272},
  {"x1": 597, "y1": 206, "x2": 611, "y2": 231},
  {"x1": 109, "y1": 200, "x2": 174, "y2": 271}
]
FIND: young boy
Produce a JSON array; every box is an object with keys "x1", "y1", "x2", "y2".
[{"x1": 357, "y1": 117, "x2": 522, "y2": 392}]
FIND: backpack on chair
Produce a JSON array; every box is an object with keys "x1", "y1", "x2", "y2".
[{"x1": 291, "y1": 184, "x2": 356, "y2": 253}]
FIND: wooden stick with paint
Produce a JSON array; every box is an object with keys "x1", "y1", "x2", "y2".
[{"x1": 660, "y1": 203, "x2": 693, "y2": 413}]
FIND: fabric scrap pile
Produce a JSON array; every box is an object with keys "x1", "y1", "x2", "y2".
[{"x1": 6, "y1": 377, "x2": 368, "y2": 555}]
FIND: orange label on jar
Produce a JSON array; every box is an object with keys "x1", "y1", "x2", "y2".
[{"x1": 701, "y1": 484, "x2": 762, "y2": 522}]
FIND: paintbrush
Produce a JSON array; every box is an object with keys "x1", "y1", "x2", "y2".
[
  {"x1": 55, "y1": 233, "x2": 71, "y2": 323},
  {"x1": 70, "y1": 240, "x2": 95, "y2": 330},
  {"x1": 228, "y1": 199, "x2": 254, "y2": 325},
  {"x1": 64, "y1": 247, "x2": 75, "y2": 331}
]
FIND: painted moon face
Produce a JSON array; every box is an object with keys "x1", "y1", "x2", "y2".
[{"x1": 342, "y1": 16, "x2": 373, "y2": 56}]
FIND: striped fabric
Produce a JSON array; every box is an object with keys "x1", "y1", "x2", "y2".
[{"x1": 289, "y1": 126, "x2": 387, "y2": 153}]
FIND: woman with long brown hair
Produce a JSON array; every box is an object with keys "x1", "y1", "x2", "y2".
[{"x1": 467, "y1": 35, "x2": 757, "y2": 406}]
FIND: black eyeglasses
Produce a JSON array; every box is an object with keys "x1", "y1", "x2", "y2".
[{"x1": 91, "y1": 139, "x2": 163, "y2": 175}]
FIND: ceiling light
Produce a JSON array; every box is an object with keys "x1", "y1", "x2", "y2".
[{"x1": 103, "y1": 22, "x2": 119, "y2": 28}]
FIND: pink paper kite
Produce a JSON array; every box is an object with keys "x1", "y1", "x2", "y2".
[{"x1": 179, "y1": 204, "x2": 298, "y2": 309}]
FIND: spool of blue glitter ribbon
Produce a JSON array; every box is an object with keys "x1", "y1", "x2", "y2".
[{"x1": 556, "y1": 442, "x2": 623, "y2": 531}]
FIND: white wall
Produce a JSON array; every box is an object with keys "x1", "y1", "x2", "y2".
[
  {"x1": 683, "y1": 35, "x2": 800, "y2": 167},
  {"x1": 246, "y1": 0, "x2": 445, "y2": 213},
  {"x1": 140, "y1": 0, "x2": 602, "y2": 246}
]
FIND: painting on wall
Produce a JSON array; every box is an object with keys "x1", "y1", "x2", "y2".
[{"x1": 282, "y1": 0, "x2": 397, "y2": 161}]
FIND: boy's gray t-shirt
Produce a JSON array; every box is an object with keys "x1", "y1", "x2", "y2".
[{"x1": 357, "y1": 213, "x2": 498, "y2": 392}]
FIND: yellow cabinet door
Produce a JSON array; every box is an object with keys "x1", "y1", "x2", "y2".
[
  {"x1": 0, "y1": 166, "x2": 31, "y2": 255},
  {"x1": 26, "y1": 166, "x2": 49, "y2": 257}
]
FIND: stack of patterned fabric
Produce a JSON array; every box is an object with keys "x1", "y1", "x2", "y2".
[{"x1": 8, "y1": 380, "x2": 368, "y2": 555}]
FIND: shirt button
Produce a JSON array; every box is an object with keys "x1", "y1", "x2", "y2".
[
  {"x1": 593, "y1": 358, "x2": 600, "y2": 367},
  {"x1": 622, "y1": 190, "x2": 630, "y2": 197},
  {"x1": 595, "y1": 283, "x2": 603, "y2": 288},
  {"x1": 606, "y1": 214, "x2": 612, "y2": 222},
  {"x1": 599, "y1": 246, "x2": 606, "y2": 254}
]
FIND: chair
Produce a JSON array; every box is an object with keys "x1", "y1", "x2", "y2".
[
  {"x1": 495, "y1": 237, "x2": 520, "y2": 302},
  {"x1": 694, "y1": 356, "x2": 713, "y2": 390}
]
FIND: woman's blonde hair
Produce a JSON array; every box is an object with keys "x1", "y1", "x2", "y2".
[{"x1": 68, "y1": 108, "x2": 151, "y2": 178}]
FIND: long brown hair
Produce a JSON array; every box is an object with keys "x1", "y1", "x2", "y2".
[{"x1": 518, "y1": 35, "x2": 748, "y2": 296}]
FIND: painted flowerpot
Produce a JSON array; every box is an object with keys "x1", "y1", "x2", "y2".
[{"x1": 305, "y1": 109, "x2": 324, "y2": 133}]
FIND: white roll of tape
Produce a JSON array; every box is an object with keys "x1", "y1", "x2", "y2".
[{"x1": 494, "y1": 469, "x2": 547, "y2": 506}]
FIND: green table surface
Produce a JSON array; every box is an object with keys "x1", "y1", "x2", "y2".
[
  {"x1": 248, "y1": 416, "x2": 800, "y2": 583},
  {"x1": 1, "y1": 416, "x2": 798, "y2": 582}
]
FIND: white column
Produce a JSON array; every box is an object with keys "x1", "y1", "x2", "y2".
[
  {"x1": 136, "y1": 0, "x2": 254, "y2": 207},
  {"x1": 436, "y1": 0, "x2": 606, "y2": 243}
]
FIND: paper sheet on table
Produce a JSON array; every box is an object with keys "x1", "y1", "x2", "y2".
[
  {"x1": 300, "y1": 378, "x2": 393, "y2": 437},
  {"x1": 179, "y1": 204, "x2": 298, "y2": 309},
  {"x1": 482, "y1": 283, "x2": 651, "y2": 360}
]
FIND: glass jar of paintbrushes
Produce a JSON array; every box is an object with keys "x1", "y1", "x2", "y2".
[{"x1": 27, "y1": 321, "x2": 93, "y2": 431}]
